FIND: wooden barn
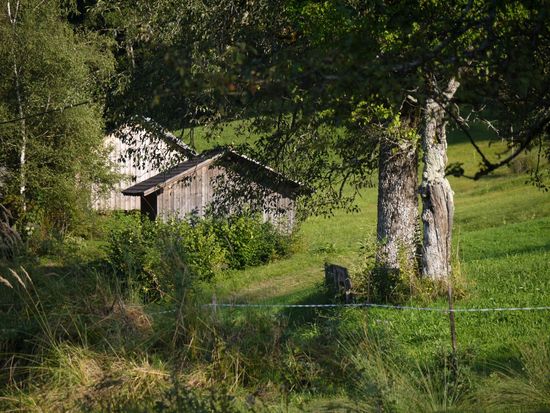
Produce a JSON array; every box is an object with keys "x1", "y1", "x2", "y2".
[
  {"x1": 122, "y1": 149, "x2": 303, "y2": 229},
  {"x1": 92, "y1": 122, "x2": 195, "y2": 211}
]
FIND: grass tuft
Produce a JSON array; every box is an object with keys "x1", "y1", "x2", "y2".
[{"x1": 475, "y1": 340, "x2": 550, "y2": 412}]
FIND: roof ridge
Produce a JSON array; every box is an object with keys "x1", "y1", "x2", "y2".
[
  {"x1": 141, "y1": 117, "x2": 197, "y2": 158},
  {"x1": 122, "y1": 146, "x2": 306, "y2": 198}
]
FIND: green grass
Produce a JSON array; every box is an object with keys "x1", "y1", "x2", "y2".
[
  {"x1": 173, "y1": 120, "x2": 258, "y2": 153},
  {"x1": 1, "y1": 122, "x2": 549, "y2": 412},
  {"x1": 206, "y1": 122, "x2": 548, "y2": 302},
  {"x1": 200, "y1": 125, "x2": 550, "y2": 410}
]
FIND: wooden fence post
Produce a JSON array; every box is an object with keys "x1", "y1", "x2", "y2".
[{"x1": 324, "y1": 263, "x2": 353, "y2": 303}]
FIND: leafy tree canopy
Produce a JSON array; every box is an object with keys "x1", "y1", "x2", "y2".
[
  {"x1": 91, "y1": 0, "x2": 548, "y2": 207},
  {"x1": 0, "y1": 0, "x2": 116, "y2": 233}
]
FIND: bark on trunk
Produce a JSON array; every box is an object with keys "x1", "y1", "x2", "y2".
[
  {"x1": 420, "y1": 77, "x2": 460, "y2": 280},
  {"x1": 8, "y1": 1, "x2": 26, "y2": 213},
  {"x1": 14, "y1": 62, "x2": 26, "y2": 213},
  {"x1": 376, "y1": 135, "x2": 419, "y2": 273}
]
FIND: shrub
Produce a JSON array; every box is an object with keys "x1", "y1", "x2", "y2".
[
  {"x1": 104, "y1": 212, "x2": 296, "y2": 300},
  {"x1": 156, "y1": 218, "x2": 227, "y2": 283},
  {"x1": 213, "y1": 213, "x2": 294, "y2": 269},
  {"x1": 105, "y1": 212, "x2": 161, "y2": 299}
]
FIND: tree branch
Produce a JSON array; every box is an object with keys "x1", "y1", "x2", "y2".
[
  {"x1": 0, "y1": 101, "x2": 91, "y2": 126},
  {"x1": 440, "y1": 97, "x2": 549, "y2": 180},
  {"x1": 471, "y1": 115, "x2": 549, "y2": 180},
  {"x1": 391, "y1": 4, "x2": 495, "y2": 74},
  {"x1": 438, "y1": 99, "x2": 494, "y2": 169}
]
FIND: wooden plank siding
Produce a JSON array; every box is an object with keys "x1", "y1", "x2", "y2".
[
  {"x1": 92, "y1": 126, "x2": 193, "y2": 212},
  {"x1": 120, "y1": 149, "x2": 304, "y2": 231},
  {"x1": 153, "y1": 161, "x2": 296, "y2": 230},
  {"x1": 92, "y1": 123, "x2": 301, "y2": 231},
  {"x1": 92, "y1": 134, "x2": 158, "y2": 211}
]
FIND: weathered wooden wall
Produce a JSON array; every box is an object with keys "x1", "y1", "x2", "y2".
[
  {"x1": 93, "y1": 132, "x2": 298, "y2": 228},
  {"x1": 157, "y1": 159, "x2": 219, "y2": 218},
  {"x1": 156, "y1": 159, "x2": 296, "y2": 230},
  {"x1": 92, "y1": 130, "x2": 184, "y2": 211}
]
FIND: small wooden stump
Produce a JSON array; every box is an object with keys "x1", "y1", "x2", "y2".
[{"x1": 324, "y1": 263, "x2": 353, "y2": 303}]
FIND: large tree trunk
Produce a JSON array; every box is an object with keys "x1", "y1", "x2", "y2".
[
  {"x1": 420, "y1": 77, "x2": 460, "y2": 280},
  {"x1": 376, "y1": 134, "x2": 419, "y2": 274}
]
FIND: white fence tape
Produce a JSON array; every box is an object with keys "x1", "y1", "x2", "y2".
[{"x1": 201, "y1": 302, "x2": 550, "y2": 313}]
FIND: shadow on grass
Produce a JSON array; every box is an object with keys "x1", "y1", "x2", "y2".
[
  {"x1": 447, "y1": 122, "x2": 496, "y2": 146},
  {"x1": 277, "y1": 284, "x2": 335, "y2": 328},
  {"x1": 464, "y1": 342, "x2": 525, "y2": 381},
  {"x1": 220, "y1": 280, "x2": 340, "y2": 333},
  {"x1": 465, "y1": 243, "x2": 550, "y2": 263}
]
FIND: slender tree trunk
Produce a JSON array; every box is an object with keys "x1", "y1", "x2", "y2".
[
  {"x1": 420, "y1": 77, "x2": 460, "y2": 280},
  {"x1": 8, "y1": 0, "x2": 26, "y2": 213},
  {"x1": 14, "y1": 63, "x2": 27, "y2": 213},
  {"x1": 376, "y1": 134, "x2": 419, "y2": 274}
]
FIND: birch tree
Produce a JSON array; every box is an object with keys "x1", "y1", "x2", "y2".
[
  {"x1": 5, "y1": 1, "x2": 27, "y2": 212},
  {"x1": 0, "y1": 0, "x2": 115, "y2": 233}
]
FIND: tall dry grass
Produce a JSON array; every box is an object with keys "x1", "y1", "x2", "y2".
[{"x1": 0, "y1": 204, "x2": 22, "y2": 260}]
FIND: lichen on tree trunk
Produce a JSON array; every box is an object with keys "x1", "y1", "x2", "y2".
[
  {"x1": 376, "y1": 133, "x2": 419, "y2": 275},
  {"x1": 420, "y1": 77, "x2": 460, "y2": 280}
]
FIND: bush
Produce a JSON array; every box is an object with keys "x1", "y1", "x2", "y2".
[
  {"x1": 157, "y1": 217, "x2": 227, "y2": 282},
  {"x1": 104, "y1": 212, "x2": 296, "y2": 300},
  {"x1": 213, "y1": 214, "x2": 293, "y2": 269},
  {"x1": 105, "y1": 212, "x2": 161, "y2": 299}
]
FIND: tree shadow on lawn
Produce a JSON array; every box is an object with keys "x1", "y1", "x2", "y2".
[
  {"x1": 447, "y1": 122, "x2": 495, "y2": 146},
  {"x1": 465, "y1": 343, "x2": 524, "y2": 379},
  {"x1": 275, "y1": 283, "x2": 342, "y2": 329},
  {"x1": 459, "y1": 240, "x2": 550, "y2": 263}
]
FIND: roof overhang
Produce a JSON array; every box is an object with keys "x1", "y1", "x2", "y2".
[
  {"x1": 122, "y1": 148, "x2": 309, "y2": 198},
  {"x1": 122, "y1": 153, "x2": 222, "y2": 196}
]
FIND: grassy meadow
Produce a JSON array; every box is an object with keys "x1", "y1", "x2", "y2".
[{"x1": 0, "y1": 124, "x2": 549, "y2": 412}]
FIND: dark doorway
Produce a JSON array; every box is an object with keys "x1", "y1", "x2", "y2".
[{"x1": 141, "y1": 193, "x2": 158, "y2": 220}]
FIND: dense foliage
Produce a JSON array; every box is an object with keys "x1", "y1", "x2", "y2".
[
  {"x1": 0, "y1": 1, "x2": 548, "y2": 411},
  {"x1": 0, "y1": 121, "x2": 548, "y2": 413},
  {"x1": 80, "y1": 0, "x2": 548, "y2": 283},
  {"x1": 0, "y1": 0, "x2": 115, "y2": 236},
  {"x1": 105, "y1": 212, "x2": 296, "y2": 299}
]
